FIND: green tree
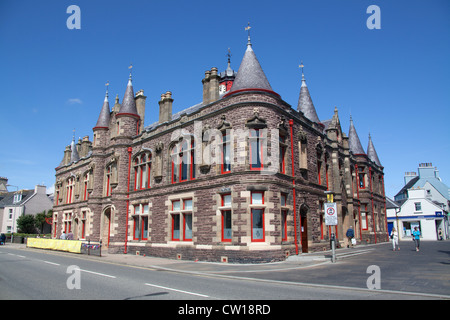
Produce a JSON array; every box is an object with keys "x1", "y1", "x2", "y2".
[
  {"x1": 16, "y1": 214, "x2": 37, "y2": 234},
  {"x1": 35, "y1": 210, "x2": 53, "y2": 233}
]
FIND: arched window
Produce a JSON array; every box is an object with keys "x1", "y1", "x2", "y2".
[{"x1": 134, "y1": 152, "x2": 151, "y2": 190}]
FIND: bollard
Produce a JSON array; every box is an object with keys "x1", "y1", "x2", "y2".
[{"x1": 330, "y1": 233, "x2": 336, "y2": 263}]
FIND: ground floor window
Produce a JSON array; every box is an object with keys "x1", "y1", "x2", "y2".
[
  {"x1": 222, "y1": 210, "x2": 232, "y2": 241},
  {"x1": 402, "y1": 221, "x2": 421, "y2": 237},
  {"x1": 133, "y1": 204, "x2": 149, "y2": 241},
  {"x1": 170, "y1": 198, "x2": 193, "y2": 241},
  {"x1": 251, "y1": 208, "x2": 265, "y2": 241}
]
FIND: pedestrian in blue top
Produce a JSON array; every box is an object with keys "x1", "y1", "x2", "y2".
[{"x1": 412, "y1": 227, "x2": 421, "y2": 252}]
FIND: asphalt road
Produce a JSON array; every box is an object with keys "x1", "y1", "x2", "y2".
[{"x1": 0, "y1": 240, "x2": 449, "y2": 302}]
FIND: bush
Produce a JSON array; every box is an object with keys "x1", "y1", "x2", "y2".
[{"x1": 16, "y1": 214, "x2": 37, "y2": 234}]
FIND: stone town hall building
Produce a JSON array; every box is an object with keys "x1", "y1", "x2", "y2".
[{"x1": 53, "y1": 35, "x2": 388, "y2": 262}]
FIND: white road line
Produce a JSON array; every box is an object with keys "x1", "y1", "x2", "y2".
[
  {"x1": 43, "y1": 260, "x2": 60, "y2": 266},
  {"x1": 144, "y1": 283, "x2": 209, "y2": 298},
  {"x1": 79, "y1": 269, "x2": 116, "y2": 279},
  {"x1": 15, "y1": 255, "x2": 26, "y2": 258}
]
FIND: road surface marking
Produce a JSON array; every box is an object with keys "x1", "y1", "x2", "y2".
[
  {"x1": 80, "y1": 269, "x2": 116, "y2": 278},
  {"x1": 144, "y1": 283, "x2": 209, "y2": 298},
  {"x1": 43, "y1": 260, "x2": 60, "y2": 266}
]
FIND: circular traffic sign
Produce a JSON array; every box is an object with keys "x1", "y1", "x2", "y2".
[{"x1": 326, "y1": 207, "x2": 336, "y2": 215}]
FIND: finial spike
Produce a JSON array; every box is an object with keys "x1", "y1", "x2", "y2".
[
  {"x1": 105, "y1": 81, "x2": 109, "y2": 100},
  {"x1": 245, "y1": 22, "x2": 252, "y2": 46},
  {"x1": 128, "y1": 63, "x2": 133, "y2": 82},
  {"x1": 299, "y1": 60, "x2": 304, "y2": 75}
]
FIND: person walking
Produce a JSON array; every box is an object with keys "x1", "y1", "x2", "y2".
[
  {"x1": 438, "y1": 228, "x2": 443, "y2": 241},
  {"x1": 412, "y1": 226, "x2": 421, "y2": 252},
  {"x1": 346, "y1": 226, "x2": 355, "y2": 248},
  {"x1": 390, "y1": 227, "x2": 399, "y2": 251}
]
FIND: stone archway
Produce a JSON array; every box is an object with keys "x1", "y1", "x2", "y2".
[
  {"x1": 300, "y1": 204, "x2": 309, "y2": 253},
  {"x1": 101, "y1": 207, "x2": 112, "y2": 247}
]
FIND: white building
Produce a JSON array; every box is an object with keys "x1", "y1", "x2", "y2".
[
  {"x1": 0, "y1": 184, "x2": 53, "y2": 233},
  {"x1": 387, "y1": 163, "x2": 450, "y2": 241},
  {"x1": 387, "y1": 188, "x2": 448, "y2": 240}
]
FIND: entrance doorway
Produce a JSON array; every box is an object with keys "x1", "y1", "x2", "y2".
[
  {"x1": 300, "y1": 205, "x2": 308, "y2": 253},
  {"x1": 101, "y1": 208, "x2": 112, "y2": 247}
]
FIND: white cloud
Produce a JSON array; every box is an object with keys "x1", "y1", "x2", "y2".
[{"x1": 67, "y1": 98, "x2": 83, "y2": 105}]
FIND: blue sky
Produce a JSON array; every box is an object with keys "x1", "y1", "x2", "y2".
[{"x1": 0, "y1": 0, "x2": 449, "y2": 198}]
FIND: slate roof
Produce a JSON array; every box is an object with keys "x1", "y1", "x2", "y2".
[
  {"x1": 227, "y1": 40, "x2": 272, "y2": 93},
  {"x1": 70, "y1": 137, "x2": 80, "y2": 163},
  {"x1": 297, "y1": 73, "x2": 320, "y2": 123},
  {"x1": 367, "y1": 134, "x2": 382, "y2": 166},
  {"x1": 0, "y1": 190, "x2": 34, "y2": 208},
  {"x1": 94, "y1": 93, "x2": 111, "y2": 129},
  {"x1": 118, "y1": 77, "x2": 138, "y2": 116},
  {"x1": 348, "y1": 117, "x2": 365, "y2": 155}
]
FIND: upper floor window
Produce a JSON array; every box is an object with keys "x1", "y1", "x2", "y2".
[
  {"x1": 83, "y1": 172, "x2": 90, "y2": 201},
  {"x1": 66, "y1": 177, "x2": 75, "y2": 204},
  {"x1": 249, "y1": 129, "x2": 264, "y2": 170},
  {"x1": 279, "y1": 134, "x2": 287, "y2": 174},
  {"x1": 134, "y1": 153, "x2": 152, "y2": 190},
  {"x1": 222, "y1": 132, "x2": 231, "y2": 174},
  {"x1": 358, "y1": 166, "x2": 366, "y2": 189},
  {"x1": 414, "y1": 202, "x2": 422, "y2": 212},
  {"x1": 171, "y1": 138, "x2": 196, "y2": 184}
]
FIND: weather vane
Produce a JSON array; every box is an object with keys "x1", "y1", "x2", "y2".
[
  {"x1": 299, "y1": 60, "x2": 304, "y2": 74},
  {"x1": 227, "y1": 48, "x2": 232, "y2": 63},
  {"x1": 245, "y1": 22, "x2": 252, "y2": 45},
  {"x1": 128, "y1": 63, "x2": 133, "y2": 80},
  {"x1": 105, "y1": 80, "x2": 109, "y2": 96}
]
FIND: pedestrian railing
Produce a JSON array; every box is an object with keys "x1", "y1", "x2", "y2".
[{"x1": 80, "y1": 240, "x2": 102, "y2": 257}]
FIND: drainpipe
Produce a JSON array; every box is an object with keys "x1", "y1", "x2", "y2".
[
  {"x1": 382, "y1": 175, "x2": 389, "y2": 241},
  {"x1": 289, "y1": 119, "x2": 299, "y2": 255},
  {"x1": 124, "y1": 147, "x2": 132, "y2": 254},
  {"x1": 355, "y1": 164, "x2": 363, "y2": 242},
  {"x1": 369, "y1": 167, "x2": 377, "y2": 244}
]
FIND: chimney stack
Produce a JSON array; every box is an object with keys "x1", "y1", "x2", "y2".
[
  {"x1": 404, "y1": 172, "x2": 417, "y2": 185},
  {"x1": 135, "y1": 89, "x2": 146, "y2": 133},
  {"x1": 159, "y1": 91, "x2": 173, "y2": 123},
  {"x1": 202, "y1": 67, "x2": 219, "y2": 105}
]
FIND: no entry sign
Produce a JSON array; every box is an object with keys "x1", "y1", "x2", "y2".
[{"x1": 324, "y1": 202, "x2": 338, "y2": 226}]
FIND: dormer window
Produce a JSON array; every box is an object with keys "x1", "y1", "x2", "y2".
[{"x1": 13, "y1": 193, "x2": 22, "y2": 204}]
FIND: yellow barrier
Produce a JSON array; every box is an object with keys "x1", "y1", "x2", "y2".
[{"x1": 27, "y1": 238, "x2": 82, "y2": 254}]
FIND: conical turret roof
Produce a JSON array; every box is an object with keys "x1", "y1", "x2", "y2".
[
  {"x1": 348, "y1": 116, "x2": 365, "y2": 155},
  {"x1": 367, "y1": 134, "x2": 382, "y2": 166},
  {"x1": 94, "y1": 91, "x2": 111, "y2": 129},
  {"x1": 118, "y1": 74, "x2": 138, "y2": 116},
  {"x1": 297, "y1": 72, "x2": 320, "y2": 123},
  {"x1": 70, "y1": 136, "x2": 80, "y2": 163},
  {"x1": 227, "y1": 36, "x2": 273, "y2": 94}
]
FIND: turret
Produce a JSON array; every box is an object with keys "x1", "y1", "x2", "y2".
[{"x1": 116, "y1": 68, "x2": 140, "y2": 137}]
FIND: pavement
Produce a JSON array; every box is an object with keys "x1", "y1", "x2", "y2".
[
  {"x1": 8, "y1": 241, "x2": 383, "y2": 274},
  {"x1": 4, "y1": 240, "x2": 450, "y2": 298}
]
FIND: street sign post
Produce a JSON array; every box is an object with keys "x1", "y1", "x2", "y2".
[
  {"x1": 324, "y1": 202, "x2": 338, "y2": 226},
  {"x1": 324, "y1": 202, "x2": 338, "y2": 263}
]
